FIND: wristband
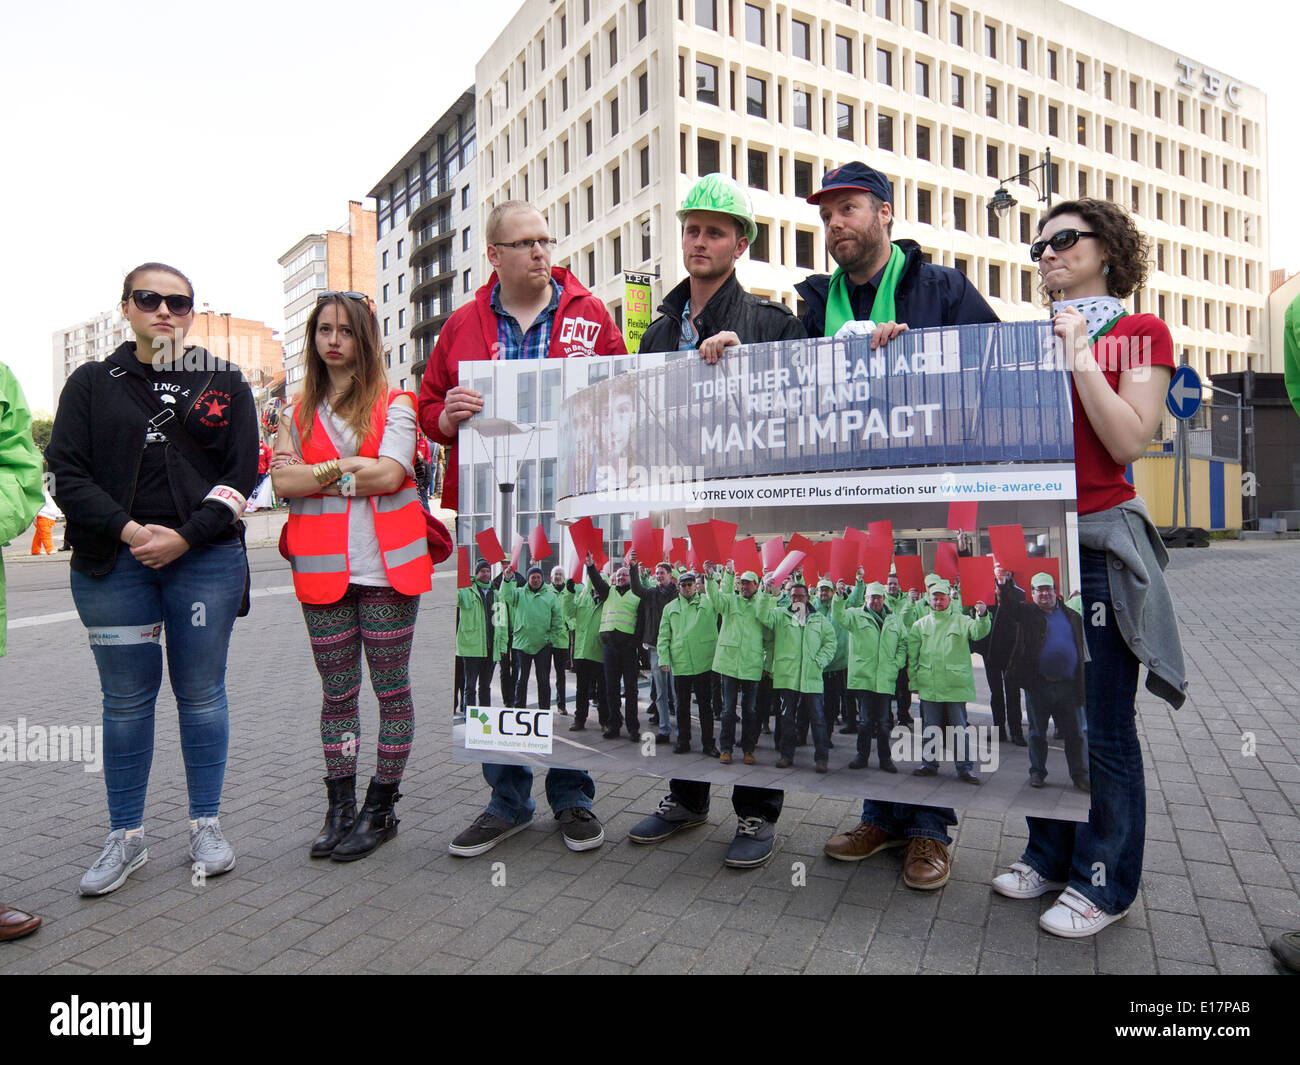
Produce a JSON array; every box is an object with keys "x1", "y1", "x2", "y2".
[{"x1": 338, "y1": 472, "x2": 356, "y2": 497}]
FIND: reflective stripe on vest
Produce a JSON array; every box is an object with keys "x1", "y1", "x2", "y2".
[
  {"x1": 291, "y1": 496, "x2": 350, "y2": 516},
  {"x1": 291, "y1": 552, "x2": 348, "y2": 574},
  {"x1": 599, "y1": 586, "x2": 640, "y2": 634}
]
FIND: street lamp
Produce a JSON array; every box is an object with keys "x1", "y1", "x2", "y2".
[
  {"x1": 988, "y1": 147, "x2": 1053, "y2": 219},
  {"x1": 468, "y1": 415, "x2": 539, "y2": 555}
]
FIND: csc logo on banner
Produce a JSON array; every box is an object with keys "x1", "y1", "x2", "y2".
[{"x1": 464, "y1": 706, "x2": 554, "y2": 755}]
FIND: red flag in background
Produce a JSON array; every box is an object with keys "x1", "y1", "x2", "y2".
[
  {"x1": 830, "y1": 538, "x2": 858, "y2": 584},
  {"x1": 957, "y1": 555, "x2": 997, "y2": 608},
  {"x1": 867, "y1": 520, "x2": 893, "y2": 551},
  {"x1": 893, "y1": 555, "x2": 926, "y2": 595},
  {"x1": 631, "y1": 517, "x2": 665, "y2": 563},
  {"x1": 509, "y1": 536, "x2": 524, "y2": 572},
  {"x1": 761, "y1": 536, "x2": 786, "y2": 573},
  {"x1": 731, "y1": 537, "x2": 763, "y2": 577},
  {"x1": 710, "y1": 519, "x2": 739, "y2": 563},
  {"x1": 860, "y1": 542, "x2": 893, "y2": 584},
  {"x1": 669, "y1": 537, "x2": 689, "y2": 566},
  {"x1": 528, "y1": 524, "x2": 553, "y2": 562},
  {"x1": 947, "y1": 501, "x2": 978, "y2": 532},
  {"x1": 770, "y1": 550, "x2": 806, "y2": 586},
  {"x1": 474, "y1": 528, "x2": 506, "y2": 566},
  {"x1": 457, "y1": 546, "x2": 471, "y2": 589},
  {"x1": 787, "y1": 532, "x2": 816, "y2": 557},
  {"x1": 935, "y1": 541, "x2": 960, "y2": 581},
  {"x1": 988, "y1": 524, "x2": 1031, "y2": 580},
  {"x1": 570, "y1": 553, "x2": 585, "y2": 582},
  {"x1": 687, "y1": 521, "x2": 720, "y2": 566}
]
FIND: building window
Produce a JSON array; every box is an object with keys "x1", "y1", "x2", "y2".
[
  {"x1": 698, "y1": 135, "x2": 720, "y2": 174},
  {"x1": 745, "y1": 3, "x2": 764, "y2": 45},
  {"x1": 984, "y1": 24, "x2": 996, "y2": 59},
  {"x1": 585, "y1": 118, "x2": 593, "y2": 154},
  {"x1": 609, "y1": 27, "x2": 617, "y2": 66},
  {"x1": 1048, "y1": 49, "x2": 1058, "y2": 80},
  {"x1": 913, "y1": 0, "x2": 928, "y2": 33},
  {"x1": 1103, "y1": 124, "x2": 1114, "y2": 154},
  {"x1": 586, "y1": 182, "x2": 594, "y2": 220},
  {"x1": 612, "y1": 235, "x2": 622, "y2": 275},
  {"x1": 916, "y1": 123, "x2": 931, "y2": 160},
  {"x1": 792, "y1": 18, "x2": 810, "y2": 60},
  {"x1": 611, "y1": 165, "x2": 621, "y2": 205},
  {"x1": 1103, "y1": 70, "x2": 1112, "y2": 100},
  {"x1": 950, "y1": 10, "x2": 963, "y2": 46},
  {"x1": 641, "y1": 219, "x2": 652, "y2": 260},
  {"x1": 397, "y1": 274, "x2": 404, "y2": 294},
  {"x1": 916, "y1": 188, "x2": 932, "y2": 224},
  {"x1": 877, "y1": 0, "x2": 891, "y2": 17},
  {"x1": 383, "y1": 283, "x2": 390, "y2": 302},
  {"x1": 561, "y1": 76, "x2": 569, "y2": 110},
  {"x1": 747, "y1": 148, "x2": 768, "y2": 189},
  {"x1": 1016, "y1": 36, "x2": 1028, "y2": 69},
  {"x1": 696, "y1": 0, "x2": 716, "y2": 30},
  {"x1": 583, "y1": 51, "x2": 591, "y2": 89},
  {"x1": 837, "y1": 101, "x2": 854, "y2": 141},
  {"x1": 952, "y1": 134, "x2": 966, "y2": 170},
  {"x1": 639, "y1": 72, "x2": 649, "y2": 114},
  {"x1": 1020, "y1": 270, "x2": 1032, "y2": 302},
  {"x1": 383, "y1": 317, "x2": 390, "y2": 336},
  {"x1": 988, "y1": 264, "x2": 1001, "y2": 298},
  {"x1": 951, "y1": 72, "x2": 964, "y2": 108},
  {"x1": 795, "y1": 229, "x2": 814, "y2": 268},
  {"x1": 793, "y1": 88, "x2": 811, "y2": 129},
  {"x1": 1076, "y1": 114, "x2": 1087, "y2": 145},
  {"x1": 461, "y1": 186, "x2": 470, "y2": 209},
  {"x1": 696, "y1": 61, "x2": 718, "y2": 105},
  {"x1": 1047, "y1": 105, "x2": 1058, "y2": 137},
  {"x1": 463, "y1": 270, "x2": 471, "y2": 293},
  {"x1": 750, "y1": 222, "x2": 770, "y2": 261},
  {"x1": 953, "y1": 196, "x2": 967, "y2": 231},
  {"x1": 876, "y1": 113, "x2": 893, "y2": 151},
  {"x1": 985, "y1": 84, "x2": 998, "y2": 119},
  {"x1": 397, "y1": 238, "x2": 404, "y2": 258},
  {"x1": 1076, "y1": 59, "x2": 1086, "y2": 90},
  {"x1": 877, "y1": 48, "x2": 893, "y2": 85},
  {"x1": 794, "y1": 159, "x2": 813, "y2": 198},
  {"x1": 637, "y1": 0, "x2": 647, "y2": 39},
  {"x1": 640, "y1": 145, "x2": 651, "y2": 187},
  {"x1": 915, "y1": 61, "x2": 930, "y2": 97},
  {"x1": 1017, "y1": 94, "x2": 1029, "y2": 126},
  {"x1": 835, "y1": 34, "x2": 852, "y2": 73},
  {"x1": 609, "y1": 97, "x2": 619, "y2": 136},
  {"x1": 746, "y1": 75, "x2": 767, "y2": 117},
  {"x1": 398, "y1": 309, "x2": 406, "y2": 328},
  {"x1": 381, "y1": 250, "x2": 389, "y2": 269}
]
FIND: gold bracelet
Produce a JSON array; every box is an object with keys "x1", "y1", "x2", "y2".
[{"x1": 312, "y1": 460, "x2": 341, "y2": 487}]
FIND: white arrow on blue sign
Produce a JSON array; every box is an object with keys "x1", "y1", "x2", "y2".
[{"x1": 1166, "y1": 364, "x2": 1202, "y2": 420}]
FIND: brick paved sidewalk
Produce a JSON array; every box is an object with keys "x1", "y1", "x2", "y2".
[{"x1": 0, "y1": 540, "x2": 1296, "y2": 974}]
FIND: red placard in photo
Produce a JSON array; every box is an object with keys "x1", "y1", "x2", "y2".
[
  {"x1": 830, "y1": 538, "x2": 858, "y2": 584},
  {"x1": 457, "y1": 546, "x2": 471, "y2": 589},
  {"x1": 947, "y1": 501, "x2": 979, "y2": 532},
  {"x1": 893, "y1": 555, "x2": 926, "y2": 595},
  {"x1": 761, "y1": 536, "x2": 786, "y2": 572},
  {"x1": 630, "y1": 517, "x2": 664, "y2": 563},
  {"x1": 935, "y1": 541, "x2": 960, "y2": 581},
  {"x1": 570, "y1": 553, "x2": 585, "y2": 582},
  {"x1": 669, "y1": 537, "x2": 689, "y2": 566},
  {"x1": 988, "y1": 524, "x2": 1031, "y2": 573},
  {"x1": 770, "y1": 550, "x2": 806, "y2": 586},
  {"x1": 860, "y1": 542, "x2": 893, "y2": 584},
  {"x1": 731, "y1": 536, "x2": 763, "y2": 577},
  {"x1": 867, "y1": 520, "x2": 894, "y2": 551},
  {"x1": 710, "y1": 519, "x2": 739, "y2": 563},
  {"x1": 957, "y1": 555, "x2": 997, "y2": 609},
  {"x1": 687, "y1": 521, "x2": 720, "y2": 566},
  {"x1": 528, "y1": 523, "x2": 553, "y2": 562},
  {"x1": 474, "y1": 527, "x2": 506, "y2": 566}
]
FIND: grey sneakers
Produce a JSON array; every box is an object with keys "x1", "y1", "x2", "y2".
[
  {"x1": 78, "y1": 829, "x2": 148, "y2": 896},
  {"x1": 189, "y1": 817, "x2": 236, "y2": 878},
  {"x1": 628, "y1": 797, "x2": 709, "y2": 844},
  {"x1": 724, "y1": 816, "x2": 776, "y2": 868}
]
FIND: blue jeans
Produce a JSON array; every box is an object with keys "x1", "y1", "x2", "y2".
[
  {"x1": 718, "y1": 674, "x2": 759, "y2": 753},
  {"x1": 483, "y1": 765, "x2": 595, "y2": 824},
  {"x1": 859, "y1": 801, "x2": 956, "y2": 845},
  {"x1": 1022, "y1": 548, "x2": 1143, "y2": 914},
  {"x1": 70, "y1": 540, "x2": 244, "y2": 829},
  {"x1": 647, "y1": 646, "x2": 675, "y2": 737},
  {"x1": 920, "y1": 700, "x2": 974, "y2": 774},
  {"x1": 778, "y1": 690, "x2": 827, "y2": 762},
  {"x1": 1025, "y1": 682, "x2": 1089, "y2": 783}
]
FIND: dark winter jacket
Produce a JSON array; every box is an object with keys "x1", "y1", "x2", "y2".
[
  {"x1": 639, "y1": 270, "x2": 805, "y2": 352},
  {"x1": 999, "y1": 596, "x2": 1086, "y2": 702}
]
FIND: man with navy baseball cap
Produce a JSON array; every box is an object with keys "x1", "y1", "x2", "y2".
[{"x1": 796, "y1": 161, "x2": 997, "y2": 344}]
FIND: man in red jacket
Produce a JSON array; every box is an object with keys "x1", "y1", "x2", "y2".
[
  {"x1": 418, "y1": 199, "x2": 626, "y2": 515},
  {"x1": 419, "y1": 200, "x2": 626, "y2": 858}
]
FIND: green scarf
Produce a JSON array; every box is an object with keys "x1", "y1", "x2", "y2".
[{"x1": 824, "y1": 243, "x2": 907, "y2": 337}]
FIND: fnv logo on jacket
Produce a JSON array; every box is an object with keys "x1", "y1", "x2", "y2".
[{"x1": 558, "y1": 316, "x2": 601, "y2": 355}]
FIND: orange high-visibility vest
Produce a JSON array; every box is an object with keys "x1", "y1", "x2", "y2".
[{"x1": 286, "y1": 390, "x2": 432, "y2": 604}]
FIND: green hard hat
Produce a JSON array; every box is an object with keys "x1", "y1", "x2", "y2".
[{"x1": 677, "y1": 173, "x2": 758, "y2": 244}]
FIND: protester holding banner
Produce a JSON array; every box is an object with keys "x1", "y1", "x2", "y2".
[
  {"x1": 272, "y1": 291, "x2": 431, "y2": 862},
  {"x1": 496, "y1": 562, "x2": 566, "y2": 715},
  {"x1": 759, "y1": 584, "x2": 838, "y2": 772},
  {"x1": 836, "y1": 582, "x2": 907, "y2": 771},
  {"x1": 906, "y1": 580, "x2": 991, "y2": 782},
  {"x1": 806, "y1": 162, "x2": 997, "y2": 890},
  {"x1": 992, "y1": 199, "x2": 1184, "y2": 938},
  {"x1": 48, "y1": 263, "x2": 258, "y2": 894},
  {"x1": 456, "y1": 559, "x2": 506, "y2": 715}
]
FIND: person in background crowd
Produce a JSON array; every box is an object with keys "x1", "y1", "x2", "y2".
[
  {"x1": 0, "y1": 356, "x2": 47, "y2": 937},
  {"x1": 991, "y1": 198, "x2": 1184, "y2": 938},
  {"x1": 812, "y1": 576, "x2": 861, "y2": 734},
  {"x1": 496, "y1": 561, "x2": 565, "y2": 715},
  {"x1": 837, "y1": 581, "x2": 906, "y2": 772},
  {"x1": 457, "y1": 559, "x2": 504, "y2": 716},
  {"x1": 807, "y1": 161, "x2": 996, "y2": 891},
  {"x1": 655, "y1": 569, "x2": 721, "y2": 756},
  {"x1": 636, "y1": 562, "x2": 678, "y2": 744},
  {"x1": 760, "y1": 582, "x2": 837, "y2": 773},
  {"x1": 30, "y1": 476, "x2": 59, "y2": 555},
  {"x1": 547, "y1": 565, "x2": 573, "y2": 716},
  {"x1": 272, "y1": 290, "x2": 430, "y2": 862},
  {"x1": 47, "y1": 262, "x2": 257, "y2": 895},
  {"x1": 563, "y1": 562, "x2": 609, "y2": 732},
  {"x1": 882, "y1": 571, "x2": 915, "y2": 727},
  {"x1": 586, "y1": 550, "x2": 647, "y2": 741},
  {"x1": 983, "y1": 564, "x2": 1028, "y2": 746}
]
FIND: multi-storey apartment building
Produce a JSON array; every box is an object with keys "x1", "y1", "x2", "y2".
[
  {"x1": 51, "y1": 311, "x2": 134, "y2": 408},
  {"x1": 476, "y1": 0, "x2": 1269, "y2": 384},
  {"x1": 368, "y1": 89, "x2": 479, "y2": 391},
  {"x1": 278, "y1": 200, "x2": 377, "y2": 395}
]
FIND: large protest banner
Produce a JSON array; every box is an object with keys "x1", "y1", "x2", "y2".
[{"x1": 454, "y1": 324, "x2": 1089, "y2": 820}]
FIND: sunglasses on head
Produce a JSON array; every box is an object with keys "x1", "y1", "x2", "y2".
[
  {"x1": 1029, "y1": 228, "x2": 1098, "y2": 262},
  {"x1": 129, "y1": 290, "x2": 194, "y2": 315},
  {"x1": 317, "y1": 291, "x2": 370, "y2": 304}
]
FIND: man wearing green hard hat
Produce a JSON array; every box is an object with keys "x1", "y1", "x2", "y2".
[{"x1": 638, "y1": 172, "x2": 805, "y2": 361}]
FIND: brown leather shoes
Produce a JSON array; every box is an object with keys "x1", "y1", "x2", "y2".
[
  {"x1": 718, "y1": 751, "x2": 732, "y2": 765},
  {"x1": 742, "y1": 752, "x2": 756, "y2": 765},
  {"x1": 0, "y1": 902, "x2": 41, "y2": 941},
  {"x1": 902, "y1": 838, "x2": 951, "y2": 890},
  {"x1": 823, "y1": 821, "x2": 906, "y2": 861}
]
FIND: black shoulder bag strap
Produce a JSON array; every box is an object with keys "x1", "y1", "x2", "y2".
[{"x1": 108, "y1": 362, "x2": 252, "y2": 616}]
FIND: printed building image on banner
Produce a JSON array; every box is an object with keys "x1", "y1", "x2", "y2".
[{"x1": 453, "y1": 324, "x2": 1090, "y2": 821}]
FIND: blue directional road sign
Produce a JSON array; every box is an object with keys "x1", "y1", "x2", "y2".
[{"x1": 1166, "y1": 364, "x2": 1203, "y2": 420}]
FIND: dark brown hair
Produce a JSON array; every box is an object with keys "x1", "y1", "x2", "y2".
[
  {"x1": 295, "y1": 294, "x2": 387, "y2": 447},
  {"x1": 1035, "y1": 198, "x2": 1150, "y2": 304},
  {"x1": 120, "y1": 262, "x2": 194, "y2": 304}
]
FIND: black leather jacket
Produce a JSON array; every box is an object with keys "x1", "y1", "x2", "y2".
[{"x1": 638, "y1": 270, "x2": 805, "y2": 352}]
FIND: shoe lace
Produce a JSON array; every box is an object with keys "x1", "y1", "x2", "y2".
[
  {"x1": 92, "y1": 835, "x2": 124, "y2": 869},
  {"x1": 735, "y1": 816, "x2": 765, "y2": 838},
  {"x1": 910, "y1": 838, "x2": 941, "y2": 864},
  {"x1": 655, "y1": 797, "x2": 679, "y2": 816},
  {"x1": 192, "y1": 821, "x2": 223, "y2": 854}
]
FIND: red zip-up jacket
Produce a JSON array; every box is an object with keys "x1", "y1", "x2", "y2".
[{"x1": 417, "y1": 266, "x2": 626, "y2": 510}]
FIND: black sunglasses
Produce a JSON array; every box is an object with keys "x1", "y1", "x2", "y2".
[
  {"x1": 129, "y1": 290, "x2": 194, "y2": 315},
  {"x1": 317, "y1": 290, "x2": 370, "y2": 304},
  {"x1": 1029, "y1": 229, "x2": 1098, "y2": 262}
]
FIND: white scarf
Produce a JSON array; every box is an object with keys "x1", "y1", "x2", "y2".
[{"x1": 1051, "y1": 295, "x2": 1127, "y2": 339}]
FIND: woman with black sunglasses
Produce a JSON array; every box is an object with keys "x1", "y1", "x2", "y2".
[
  {"x1": 990, "y1": 200, "x2": 1187, "y2": 938},
  {"x1": 271, "y1": 291, "x2": 431, "y2": 861},
  {"x1": 47, "y1": 262, "x2": 258, "y2": 896}
]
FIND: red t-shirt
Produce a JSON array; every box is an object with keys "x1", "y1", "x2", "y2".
[{"x1": 1071, "y1": 313, "x2": 1174, "y2": 515}]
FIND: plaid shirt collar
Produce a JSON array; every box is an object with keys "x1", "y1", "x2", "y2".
[{"x1": 490, "y1": 279, "x2": 563, "y2": 360}]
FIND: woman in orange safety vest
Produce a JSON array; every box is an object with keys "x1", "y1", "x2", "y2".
[{"x1": 271, "y1": 291, "x2": 431, "y2": 862}]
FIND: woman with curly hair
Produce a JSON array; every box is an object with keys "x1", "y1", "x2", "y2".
[{"x1": 990, "y1": 199, "x2": 1188, "y2": 937}]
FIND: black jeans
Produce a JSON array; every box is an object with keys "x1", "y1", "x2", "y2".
[
  {"x1": 674, "y1": 671, "x2": 716, "y2": 745},
  {"x1": 499, "y1": 647, "x2": 516, "y2": 707},
  {"x1": 601, "y1": 633, "x2": 640, "y2": 733},
  {"x1": 986, "y1": 659, "x2": 1023, "y2": 738},
  {"x1": 854, "y1": 689, "x2": 894, "y2": 763},
  {"x1": 669, "y1": 779, "x2": 784, "y2": 822},
  {"x1": 513, "y1": 646, "x2": 553, "y2": 710},
  {"x1": 550, "y1": 645, "x2": 569, "y2": 711},
  {"x1": 778, "y1": 691, "x2": 828, "y2": 763},
  {"x1": 719, "y1": 675, "x2": 759, "y2": 754},
  {"x1": 824, "y1": 668, "x2": 848, "y2": 728},
  {"x1": 756, "y1": 673, "x2": 775, "y2": 731},
  {"x1": 573, "y1": 658, "x2": 607, "y2": 726},
  {"x1": 461, "y1": 655, "x2": 495, "y2": 715},
  {"x1": 894, "y1": 668, "x2": 912, "y2": 723}
]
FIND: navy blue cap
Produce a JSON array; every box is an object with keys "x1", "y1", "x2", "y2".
[
  {"x1": 527, "y1": 565, "x2": 544, "y2": 577},
  {"x1": 807, "y1": 162, "x2": 893, "y2": 206}
]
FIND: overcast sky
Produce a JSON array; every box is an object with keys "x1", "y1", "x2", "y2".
[{"x1": 3, "y1": 0, "x2": 1294, "y2": 412}]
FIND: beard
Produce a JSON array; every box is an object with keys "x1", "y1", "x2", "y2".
[{"x1": 829, "y1": 220, "x2": 887, "y2": 276}]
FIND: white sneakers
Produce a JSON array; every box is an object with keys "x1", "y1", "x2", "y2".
[{"x1": 992, "y1": 866, "x2": 1129, "y2": 938}]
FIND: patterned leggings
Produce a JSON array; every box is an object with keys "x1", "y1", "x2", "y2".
[{"x1": 301, "y1": 584, "x2": 420, "y2": 783}]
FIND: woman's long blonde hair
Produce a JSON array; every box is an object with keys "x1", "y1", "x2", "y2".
[{"x1": 296, "y1": 293, "x2": 387, "y2": 446}]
